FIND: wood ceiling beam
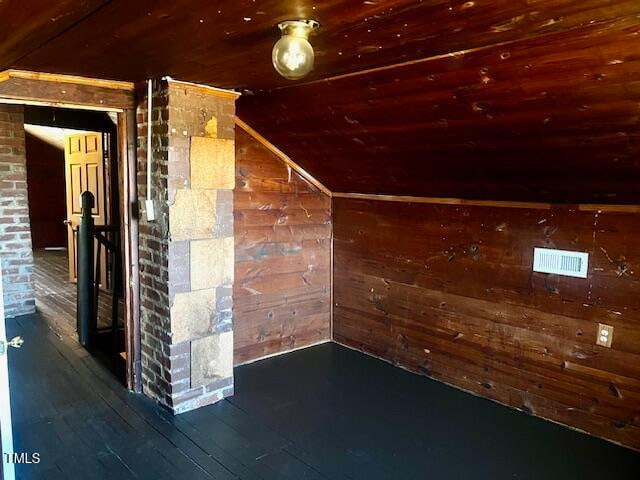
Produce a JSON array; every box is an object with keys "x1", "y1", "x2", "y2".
[
  {"x1": 0, "y1": 69, "x2": 135, "y2": 111},
  {"x1": 0, "y1": 70, "x2": 134, "y2": 90}
]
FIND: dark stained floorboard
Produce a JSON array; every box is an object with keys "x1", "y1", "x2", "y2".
[
  {"x1": 5, "y1": 313, "x2": 640, "y2": 479},
  {"x1": 33, "y1": 248, "x2": 123, "y2": 336}
]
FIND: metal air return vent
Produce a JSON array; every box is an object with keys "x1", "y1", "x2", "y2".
[{"x1": 533, "y1": 247, "x2": 588, "y2": 278}]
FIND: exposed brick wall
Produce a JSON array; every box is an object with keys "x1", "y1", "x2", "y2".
[
  {"x1": 0, "y1": 104, "x2": 35, "y2": 318},
  {"x1": 137, "y1": 80, "x2": 237, "y2": 413},
  {"x1": 136, "y1": 80, "x2": 171, "y2": 404}
]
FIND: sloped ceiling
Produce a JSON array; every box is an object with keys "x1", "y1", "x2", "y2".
[
  {"x1": 2, "y1": 0, "x2": 640, "y2": 202},
  {"x1": 239, "y1": 16, "x2": 640, "y2": 203}
]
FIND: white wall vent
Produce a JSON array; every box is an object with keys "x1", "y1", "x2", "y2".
[{"x1": 533, "y1": 248, "x2": 589, "y2": 278}]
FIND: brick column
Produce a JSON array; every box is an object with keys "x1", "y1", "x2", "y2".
[
  {"x1": 137, "y1": 81, "x2": 171, "y2": 404},
  {"x1": 137, "y1": 80, "x2": 238, "y2": 413},
  {"x1": 0, "y1": 104, "x2": 35, "y2": 318}
]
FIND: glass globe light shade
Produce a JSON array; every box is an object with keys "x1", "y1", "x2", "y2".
[{"x1": 272, "y1": 20, "x2": 319, "y2": 80}]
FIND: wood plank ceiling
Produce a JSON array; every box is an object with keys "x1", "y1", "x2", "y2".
[
  {"x1": 2, "y1": 0, "x2": 640, "y2": 203},
  {"x1": 241, "y1": 16, "x2": 640, "y2": 203}
]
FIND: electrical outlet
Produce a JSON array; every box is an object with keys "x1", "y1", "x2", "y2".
[{"x1": 596, "y1": 323, "x2": 614, "y2": 348}]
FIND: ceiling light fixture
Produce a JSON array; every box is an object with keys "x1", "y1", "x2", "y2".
[{"x1": 272, "y1": 20, "x2": 319, "y2": 80}]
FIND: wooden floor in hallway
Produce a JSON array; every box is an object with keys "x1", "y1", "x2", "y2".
[
  {"x1": 6, "y1": 312, "x2": 640, "y2": 480},
  {"x1": 32, "y1": 248, "x2": 123, "y2": 336}
]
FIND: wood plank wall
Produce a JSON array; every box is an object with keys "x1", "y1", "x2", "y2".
[
  {"x1": 333, "y1": 197, "x2": 640, "y2": 450},
  {"x1": 233, "y1": 127, "x2": 331, "y2": 364}
]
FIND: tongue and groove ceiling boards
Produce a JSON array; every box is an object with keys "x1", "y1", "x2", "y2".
[
  {"x1": 241, "y1": 15, "x2": 640, "y2": 203},
  {"x1": 2, "y1": 1, "x2": 640, "y2": 203}
]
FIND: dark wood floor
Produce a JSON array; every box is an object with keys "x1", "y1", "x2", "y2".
[
  {"x1": 33, "y1": 248, "x2": 123, "y2": 336},
  {"x1": 6, "y1": 312, "x2": 640, "y2": 479}
]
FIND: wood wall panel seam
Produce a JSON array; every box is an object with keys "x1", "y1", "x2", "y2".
[
  {"x1": 332, "y1": 192, "x2": 640, "y2": 213},
  {"x1": 578, "y1": 204, "x2": 640, "y2": 213}
]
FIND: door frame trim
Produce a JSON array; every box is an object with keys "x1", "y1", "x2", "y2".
[{"x1": 0, "y1": 70, "x2": 141, "y2": 392}]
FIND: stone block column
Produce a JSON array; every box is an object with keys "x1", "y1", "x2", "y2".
[{"x1": 137, "y1": 79, "x2": 238, "y2": 413}]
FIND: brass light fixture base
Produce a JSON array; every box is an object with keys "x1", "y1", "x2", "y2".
[{"x1": 277, "y1": 20, "x2": 320, "y2": 39}]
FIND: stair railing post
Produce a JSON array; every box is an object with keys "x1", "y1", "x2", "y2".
[{"x1": 77, "y1": 191, "x2": 95, "y2": 347}]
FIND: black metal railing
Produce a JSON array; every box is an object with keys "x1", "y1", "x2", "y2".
[{"x1": 76, "y1": 191, "x2": 122, "y2": 357}]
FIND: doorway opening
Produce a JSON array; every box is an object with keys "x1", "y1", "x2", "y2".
[{"x1": 24, "y1": 105, "x2": 126, "y2": 382}]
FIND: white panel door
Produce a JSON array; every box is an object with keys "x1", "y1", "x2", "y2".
[{"x1": 0, "y1": 268, "x2": 15, "y2": 480}]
